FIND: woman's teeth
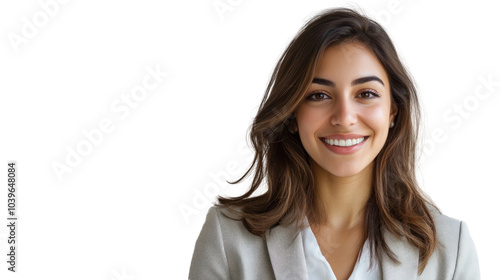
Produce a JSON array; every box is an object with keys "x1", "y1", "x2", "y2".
[{"x1": 322, "y1": 137, "x2": 365, "y2": 147}]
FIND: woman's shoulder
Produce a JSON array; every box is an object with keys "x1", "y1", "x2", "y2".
[
  {"x1": 426, "y1": 204, "x2": 471, "y2": 252},
  {"x1": 428, "y1": 205, "x2": 461, "y2": 234},
  {"x1": 189, "y1": 205, "x2": 275, "y2": 279},
  {"x1": 419, "y1": 204, "x2": 480, "y2": 279},
  {"x1": 202, "y1": 205, "x2": 267, "y2": 243},
  {"x1": 204, "y1": 204, "x2": 246, "y2": 227}
]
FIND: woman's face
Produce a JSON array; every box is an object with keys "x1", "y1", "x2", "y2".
[{"x1": 295, "y1": 41, "x2": 397, "y2": 178}]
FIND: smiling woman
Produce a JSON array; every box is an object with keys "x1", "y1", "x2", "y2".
[
  {"x1": 189, "y1": 7, "x2": 480, "y2": 280},
  {"x1": 296, "y1": 42, "x2": 395, "y2": 179}
]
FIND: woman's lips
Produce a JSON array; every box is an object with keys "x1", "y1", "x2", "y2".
[{"x1": 320, "y1": 136, "x2": 369, "y2": 155}]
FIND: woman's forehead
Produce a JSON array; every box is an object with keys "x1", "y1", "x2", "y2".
[{"x1": 313, "y1": 42, "x2": 389, "y2": 85}]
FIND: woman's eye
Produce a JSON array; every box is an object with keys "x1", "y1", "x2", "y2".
[
  {"x1": 306, "y1": 90, "x2": 379, "y2": 101},
  {"x1": 358, "y1": 90, "x2": 380, "y2": 99},
  {"x1": 307, "y1": 92, "x2": 329, "y2": 101}
]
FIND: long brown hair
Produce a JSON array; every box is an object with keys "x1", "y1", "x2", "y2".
[{"x1": 216, "y1": 7, "x2": 440, "y2": 275}]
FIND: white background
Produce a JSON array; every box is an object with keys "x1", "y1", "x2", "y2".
[{"x1": 0, "y1": 0, "x2": 498, "y2": 279}]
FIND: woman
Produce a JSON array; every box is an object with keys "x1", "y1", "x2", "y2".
[{"x1": 189, "y1": 7, "x2": 480, "y2": 280}]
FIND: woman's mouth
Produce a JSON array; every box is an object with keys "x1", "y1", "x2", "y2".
[
  {"x1": 321, "y1": 137, "x2": 366, "y2": 147},
  {"x1": 320, "y1": 136, "x2": 369, "y2": 155}
]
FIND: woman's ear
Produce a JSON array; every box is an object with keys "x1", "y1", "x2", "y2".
[{"x1": 390, "y1": 102, "x2": 398, "y2": 124}]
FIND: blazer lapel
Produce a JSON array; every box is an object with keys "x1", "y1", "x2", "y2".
[
  {"x1": 265, "y1": 222, "x2": 308, "y2": 280},
  {"x1": 265, "y1": 219, "x2": 420, "y2": 280},
  {"x1": 380, "y1": 228, "x2": 419, "y2": 279}
]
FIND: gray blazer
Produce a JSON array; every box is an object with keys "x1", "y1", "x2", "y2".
[{"x1": 189, "y1": 206, "x2": 480, "y2": 280}]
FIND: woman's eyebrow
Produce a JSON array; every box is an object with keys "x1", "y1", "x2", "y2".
[{"x1": 312, "y1": 75, "x2": 385, "y2": 87}]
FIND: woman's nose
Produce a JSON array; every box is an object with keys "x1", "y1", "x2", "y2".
[{"x1": 330, "y1": 97, "x2": 357, "y2": 127}]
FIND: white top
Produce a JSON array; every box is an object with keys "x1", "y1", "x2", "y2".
[{"x1": 301, "y1": 224, "x2": 381, "y2": 280}]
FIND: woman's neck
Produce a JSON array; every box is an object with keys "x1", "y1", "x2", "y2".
[{"x1": 309, "y1": 160, "x2": 373, "y2": 231}]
